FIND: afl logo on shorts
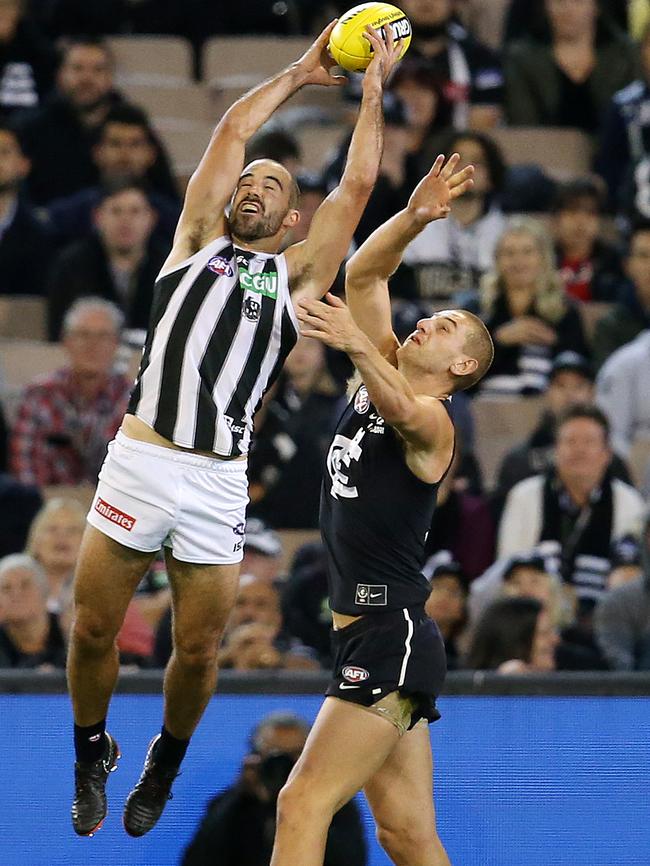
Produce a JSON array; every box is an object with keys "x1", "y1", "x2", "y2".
[
  {"x1": 242, "y1": 295, "x2": 261, "y2": 321},
  {"x1": 207, "y1": 255, "x2": 234, "y2": 277},
  {"x1": 342, "y1": 665, "x2": 369, "y2": 684},
  {"x1": 354, "y1": 386, "x2": 370, "y2": 414}
]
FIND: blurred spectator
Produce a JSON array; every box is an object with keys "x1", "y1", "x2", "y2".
[
  {"x1": 42, "y1": 0, "x2": 183, "y2": 38},
  {"x1": 241, "y1": 518, "x2": 284, "y2": 583},
  {"x1": 17, "y1": 36, "x2": 176, "y2": 205},
  {"x1": 0, "y1": 0, "x2": 56, "y2": 116},
  {"x1": 465, "y1": 596, "x2": 558, "y2": 672},
  {"x1": 219, "y1": 574, "x2": 319, "y2": 671},
  {"x1": 248, "y1": 336, "x2": 343, "y2": 529},
  {"x1": 45, "y1": 103, "x2": 181, "y2": 250},
  {"x1": 552, "y1": 178, "x2": 623, "y2": 302},
  {"x1": 287, "y1": 171, "x2": 327, "y2": 245},
  {"x1": 0, "y1": 472, "x2": 41, "y2": 556},
  {"x1": 389, "y1": 59, "x2": 455, "y2": 168},
  {"x1": 607, "y1": 534, "x2": 643, "y2": 589},
  {"x1": 594, "y1": 512, "x2": 650, "y2": 670},
  {"x1": 0, "y1": 553, "x2": 66, "y2": 668},
  {"x1": 477, "y1": 217, "x2": 590, "y2": 395},
  {"x1": 498, "y1": 405, "x2": 645, "y2": 600},
  {"x1": 403, "y1": 130, "x2": 507, "y2": 300},
  {"x1": 0, "y1": 120, "x2": 52, "y2": 296},
  {"x1": 596, "y1": 330, "x2": 650, "y2": 456},
  {"x1": 323, "y1": 92, "x2": 420, "y2": 253},
  {"x1": 495, "y1": 351, "x2": 631, "y2": 505},
  {"x1": 424, "y1": 561, "x2": 468, "y2": 670},
  {"x1": 499, "y1": 550, "x2": 605, "y2": 668},
  {"x1": 281, "y1": 542, "x2": 331, "y2": 664},
  {"x1": 504, "y1": 0, "x2": 637, "y2": 133},
  {"x1": 25, "y1": 497, "x2": 85, "y2": 614},
  {"x1": 401, "y1": 0, "x2": 504, "y2": 129},
  {"x1": 246, "y1": 128, "x2": 303, "y2": 177},
  {"x1": 46, "y1": 180, "x2": 164, "y2": 340},
  {"x1": 181, "y1": 711, "x2": 366, "y2": 866},
  {"x1": 597, "y1": 22, "x2": 650, "y2": 219},
  {"x1": 154, "y1": 573, "x2": 318, "y2": 670},
  {"x1": 592, "y1": 223, "x2": 650, "y2": 368},
  {"x1": 10, "y1": 298, "x2": 131, "y2": 487},
  {"x1": 16, "y1": 36, "x2": 120, "y2": 204},
  {"x1": 423, "y1": 445, "x2": 495, "y2": 580}
]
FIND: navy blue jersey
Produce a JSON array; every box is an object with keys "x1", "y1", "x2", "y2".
[{"x1": 320, "y1": 385, "x2": 452, "y2": 615}]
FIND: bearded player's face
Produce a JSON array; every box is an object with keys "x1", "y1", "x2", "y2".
[{"x1": 230, "y1": 160, "x2": 294, "y2": 242}]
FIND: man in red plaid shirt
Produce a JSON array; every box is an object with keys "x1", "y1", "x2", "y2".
[{"x1": 10, "y1": 298, "x2": 132, "y2": 487}]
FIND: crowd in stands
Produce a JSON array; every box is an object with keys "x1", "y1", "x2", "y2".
[{"x1": 1, "y1": 0, "x2": 650, "y2": 679}]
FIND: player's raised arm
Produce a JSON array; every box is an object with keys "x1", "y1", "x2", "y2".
[
  {"x1": 171, "y1": 21, "x2": 345, "y2": 256},
  {"x1": 285, "y1": 26, "x2": 402, "y2": 299},
  {"x1": 345, "y1": 153, "x2": 475, "y2": 361}
]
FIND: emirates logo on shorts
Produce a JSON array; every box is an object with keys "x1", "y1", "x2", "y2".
[
  {"x1": 95, "y1": 497, "x2": 136, "y2": 531},
  {"x1": 342, "y1": 665, "x2": 369, "y2": 683}
]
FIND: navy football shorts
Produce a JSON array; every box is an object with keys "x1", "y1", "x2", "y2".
[{"x1": 326, "y1": 605, "x2": 447, "y2": 728}]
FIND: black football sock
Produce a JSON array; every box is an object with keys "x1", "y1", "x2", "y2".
[
  {"x1": 153, "y1": 725, "x2": 190, "y2": 769},
  {"x1": 74, "y1": 720, "x2": 107, "y2": 763}
]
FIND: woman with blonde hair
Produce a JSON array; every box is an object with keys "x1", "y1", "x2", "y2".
[
  {"x1": 26, "y1": 497, "x2": 86, "y2": 615},
  {"x1": 478, "y1": 217, "x2": 589, "y2": 395}
]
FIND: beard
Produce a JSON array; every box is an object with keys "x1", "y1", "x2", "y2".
[
  {"x1": 0, "y1": 178, "x2": 21, "y2": 195},
  {"x1": 229, "y1": 207, "x2": 286, "y2": 242}
]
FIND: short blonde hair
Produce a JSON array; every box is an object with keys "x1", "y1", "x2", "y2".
[
  {"x1": 26, "y1": 498, "x2": 87, "y2": 559},
  {"x1": 480, "y1": 217, "x2": 567, "y2": 324}
]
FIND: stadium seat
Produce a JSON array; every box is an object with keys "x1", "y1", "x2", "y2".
[
  {"x1": 108, "y1": 36, "x2": 194, "y2": 86},
  {"x1": 0, "y1": 339, "x2": 67, "y2": 423},
  {"x1": 0, "y1": 296, "x2": 46, "y2": 341},
  {"x1": 458, "y1": 0, "x2": 510, "y2": 50},
  {"x1": 120, "y1": 82, "x2": 214, "y2": 124},
  {"x1": 203, "y1": 36, "x2": 312, "y2": 89},
  {"x1": 151, "y1": 120, "x2": 214, "y2": 178},
  {"x1": 489, "y1": 127, "x2": 593, "y2": 180},
  {"x1": 472, "y1": 395, "x2": 545, "y2": 490},
  {"x1": 295, "y1": 124, "x2": 343, "y2": 172}
]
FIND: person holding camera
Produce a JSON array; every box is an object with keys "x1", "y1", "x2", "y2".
[{"x1": 180, "y1": 712, "x2": 366, "y2": 866}]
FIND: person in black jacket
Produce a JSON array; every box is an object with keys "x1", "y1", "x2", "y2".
[
  {"x1": 0, "y1": 120, "x2": 52, "y2": 296},
  {"x1": 46, "y1": 179, "x2": 165, "y2": 340},
  {"x1": 180, "y1": 712, "x2": 366, "y2": 866},
  {"x1": 0, "y1": 0, "x2": 57, "y2": 117},
  {"x1": 16, "y1": 36, "x2": 177, "y2": 205}
]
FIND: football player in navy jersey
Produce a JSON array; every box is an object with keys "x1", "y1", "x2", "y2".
[{"x1": 269, "y1": 155, "x2": 493, "y2": 866}]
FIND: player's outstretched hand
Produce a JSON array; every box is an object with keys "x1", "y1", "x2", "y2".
[
  {"x1": 296, "y1": 292, "x2": 366, "y2": 354},
  {"x1": 364, "y1": 24, "x2": 402, "y2": 87},
  {"x1": 407, "y1": 153, "x2": 475, "y2": 226},
  {"x1": 297, "y1": 20, "x2": 347, "y2": 87}
]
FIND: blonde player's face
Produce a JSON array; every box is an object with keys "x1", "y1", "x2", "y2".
[{"x1": 398, "y1": 310, "x2": 470, "y2": 375}]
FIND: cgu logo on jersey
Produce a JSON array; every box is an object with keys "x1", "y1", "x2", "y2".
[
  {"x1": 207, "y1": 255, "x2": 234, "y2": 277},
  {"x1": 326, "y1": 429, "x2": 365, "y2": 500},
  {"x1": 342, "y1": 665, "x2": 369, "y2": 683},
  {"x1": 239, "y1": 269, "x2": 279, "y2": 299}
]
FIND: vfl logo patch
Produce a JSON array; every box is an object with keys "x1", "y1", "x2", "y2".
[
  {"x1": 242, "y1": 295, "x2": 261, "y2": 321},
  {"x1": 354, "y1": 386, "x2": 370, "y2": 415},
  {"x1": 95, "y1": 497, "x2": 136, "y2": 531},
  {"x1": 207, "y1": 255, "x2": 234, "y2": 277},
  {"x1": 355, "y1": 584, "x2": 387, "y2": 606},
  {"x1": 342, "y1": 665, "x2": 369, "y2": 684}
]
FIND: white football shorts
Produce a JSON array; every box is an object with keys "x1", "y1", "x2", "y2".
[{"x1": 87, "y1": 431, "x2": 249, "y2": 564}]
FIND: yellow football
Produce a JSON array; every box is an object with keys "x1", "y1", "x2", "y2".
[{"x1": 328, "y1": 3, "x2": 412, "y2": 73}]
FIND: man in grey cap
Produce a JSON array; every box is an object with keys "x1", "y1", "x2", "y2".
[
  {"x1": 495, "y1": 351, "x2": 629, "y2": 508},
  {"x1": 595, "y1": 512, "x2": 650, "y2": 670}
]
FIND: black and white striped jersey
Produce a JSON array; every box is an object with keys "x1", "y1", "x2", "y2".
[{"x1": 127, "y1": 235, "x2": 299, "y2": 457}]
